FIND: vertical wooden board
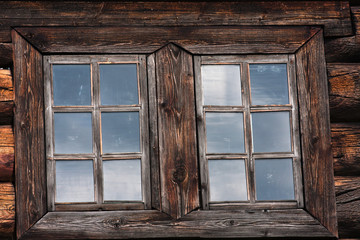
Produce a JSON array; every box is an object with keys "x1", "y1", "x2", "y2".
[
  {"x1": 12, "y1": 30, "x2": 46, "y2": 238},
  {"x1": 155, "y1": 44, "x2": 199, "y2": 219},
  {"x1": 295, "y1": 30, "x2": 337, "y2": 237}
]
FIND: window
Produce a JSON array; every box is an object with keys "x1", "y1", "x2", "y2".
[
  {"x1": 13, "y1": 26, "x2": 337, "y2": 239},
  {"x1": 44, "y1": 55, "x2": 151, "y2": 211},
  {"x1": 195, "y1": 55, "x2": 303, "y2": 209}
]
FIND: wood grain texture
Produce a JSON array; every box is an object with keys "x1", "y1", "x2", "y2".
[
  {"x1": 0, "y1": 183, "x2": 15, "y2": 237},
  {"x1": 155, "y1": 44, "x2": 199, "y2": 219},
  {"x1": 335, "y1": 176, "x2": 360, "y2": 238},
  {"x1": 351, "y1": 6, "x2": 360, "y2": 36},
  {"x1": 295, "y1": 30, "x2": 338, "y2": 237},
  {"x1": 15, "y1": 26, "x2": 319, "y2": 55},
  {"x1": 0, "y1": 102, "x2": 13, "y2": 125},
  {"x1": 0, "y1": 1, "x2": 351, "y2": 43},
  {"x1": 21, "y1": 209, "x2": 335, "y2": 239},
  {"x1": 331, "y1": 123, "x2": 360, "y2": 176},
  {"x1": 0, "y1": 44, "x2": 12, "y2": 68},
  {"x1": 12, "y1": 31, "x2": 46, "y2": 239},
  {"x1": 0, "y1": 70, "x2": 13, "y2": 102},
  {"x1": 327, "y1": 64, "x2": 360, "y2": 122}
]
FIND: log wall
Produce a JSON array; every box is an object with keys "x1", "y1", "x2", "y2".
[{"x1": 0, "y1": 1, "x2": 359, "y2": 239}]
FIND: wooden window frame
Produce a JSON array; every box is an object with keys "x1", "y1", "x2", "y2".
[
  {"x1": 43, "y1": 55, "x2": 151, "y2": 211},
  {"x1": 195, "y1": 55, "x2": 303, "y2": 210},
  {"x1": 13, "y1": 26, "x2": 337, "y2": 239}
]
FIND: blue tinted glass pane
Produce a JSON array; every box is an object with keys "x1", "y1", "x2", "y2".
[
  {"x1": 206, "y1": 112, "x2": 245, "y2": 153},
  {"x1": 209, "y1": 160, "x2": 247, "y2": 201},
  {"x1": 255, "y1": 158, "x2": 295, "y2": 200},
  {"x1": 101, "y1": 112, "x2": 140, "y2": 153},
  {"x1": 100, "y1": 64, "x2": 139, "y2": 105},
  {"x1": 53, "y1": 65, "x2": 91, "y2": 106},
  {"x1": 54, "y1": 113, "x2": 92, "y2": 154},
  {"x1": 56, "y1": 160, "x2": 94, "y2": 202},
  {"x1": 103, "y1": 160, "x2": 142, "y2": 201},
  {"x1": 250, "y1": 64, "x2": 289, "y2": 105},
  {"x1": 201, "y1": 65, "x2": 242, "y2": 106},
  {"x1": 251, "y1": 112, "x2": 291, "y2": 153}
]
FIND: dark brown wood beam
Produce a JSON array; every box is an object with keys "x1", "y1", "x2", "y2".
[
  {"x1": 0, "y1": 1, "x2": 352, "y2": 43},
  {"x1": 0, "y1": 183, "x2": 15, "y2": 238},
  {"x1": 335, "y1": 176, "x2": 360, "y2": 239},
  {"x1": 327, "y1": 64, "x2": 360, "y2": 122},
  {"x1": 331, "y1": 123, "x2": 360, "y2": 176}
]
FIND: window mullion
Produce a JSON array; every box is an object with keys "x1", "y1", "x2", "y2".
[
  {"x1": 92, "y1": 62, "x2": 103, "y2": 205},
  {"x1": 242, "y1": 62, "x2": 255, "y2": 203}
]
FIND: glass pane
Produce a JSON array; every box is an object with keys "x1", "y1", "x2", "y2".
[
  {"x1": 255, "y1": 158, "x2": 295, "y2": 200},
  {"x1": 251, "y1": 112, "x2": 291, "y2": 153},
  {"x1": 101, "y1": 112, "x2": 140, "y2": 153},
  {"x1": 209, "y1": 160, "x2": 247, "y2": 201},
  {"x1": 56, "y1": 160, "x2": 94, "y2": 202},
  {"x1": 54, "y1": 113, "x2": 92, "y2": 154},
  {"x1": 250, "y1": 64, "x2": 289, "y2": 105},
  {"x1": 53, "y1": 65, "x2": 91, "y2": 106},
  {"x1": 202, "y1": 65, "x2": 242, "y2": 106},
  {"x1": 100, "y1": 64, "x2": 139, "y2": 105},
  {"x1": 103, "y1": 160, "x2": 142, "y2": 201},
  {"x1": 206, "y1": 112, "x2": 245, "y2": 153}
]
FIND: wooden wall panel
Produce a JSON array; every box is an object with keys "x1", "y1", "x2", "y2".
[
  {"x1": 0, "y1": 183, "x2": 15, "y2": 238},
  {"x1": 327, "y1": 64, "x2": 360, "y2": 122},
  {"x1": 154, "y1": 44, "x2": 199, "y2": 219},
  {"x1": 0, "y1": 1, "x2": 352, "y2": 43},
  {"x1": 335, "y1": 176, "x2": 360, "y2": 238},
  {"x1": 12, "y1": 31, "x2": 46, "y2": 238}
]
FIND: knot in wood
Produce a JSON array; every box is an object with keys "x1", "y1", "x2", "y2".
[
  {"x1": 172, "y1": 166, "x2": 186, "y2": 184},
  {"x1": 106, "y1": 218, "x2": 126, "y2": 229}
]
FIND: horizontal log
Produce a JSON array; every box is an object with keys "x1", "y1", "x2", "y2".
[
  {"x1": 15, "y1": 26, "x2": 319, "y2": 54},
  {"x1": 327, "y1": 64, "x2": 360, "y2": 122},
  {"x1": 331, "y1": 123, "x2": 360, "y2": 176},
  {"x1": 351, "y1": 7, "x2": 360, "y2": 36},
  {"x1": 335, "y1": 176, "x2": 360, "y2": 239},
  {"x1": 0, "y1": 183, "x2": 15, "y2": 237},
  {"x1": 0, "y1": 126, "x2": 14, "y2": 182},
  {"x1": 0, "y1": 102, "x2": 13, "y2": 125},
  {"x1": 0, "y1": 70, "x2": 13, "y2": 102},
  {"x1": 0, "y1": 44, "x2": 12, "y2": 68},
  {"x1": 325, "y1": 36, "x2": 360, "y2": 63},
  {"x1": 0, "y1": 1, "x2": 352, "y2": 43}
]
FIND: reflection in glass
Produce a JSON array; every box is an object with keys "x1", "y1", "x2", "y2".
[
  {"x1": 54, "y1": 113, "x2": 92, "y2": 154},
  {"x1": 251, "y1": 112, "x2": 291, "y2": 153},
  {"x1": 206, "y1": 113, "x2": 245, "y2": 153},
  {"x1": 100, "y1": 64, "x2": 139, "y2": 105},
  {"x1": 209, "y1": 160, "x2": 247, "y2": 201},
  {"x1": 250, "y1": 64, "x2": 289, "y2": 105},
  {"x1": 101, "y1": 112, "x2": 140, "y2": 153},
  {"x1": 202, "y1": 65, "x2": 242, "y2": 106},
  {"x1": 53, "y1": 65, "x2": 91, "y2": 106},
  {"x1": 56, "y1": 160, "x2": 94, "y2": 202},
  {"x1": 255, "y1": 158, "x2": 295, "y2": 200},
  {"x1": 103, "y1": 160, "x2": 142, "y2": 201}
]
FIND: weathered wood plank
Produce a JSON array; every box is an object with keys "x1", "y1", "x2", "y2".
[
  {"x1": 0, "y1": 70, "x2": 13, "y2": 102},
  {"x1": 12, "y1": 30, "x2": 46, "y2": 238},
  {"x1": 155, "y1": 44, "x2": 199, "y2": 219},
  {"x1": 0, "y1": 1, "x2": 351, "y2": 43},
  {"x1": 22, "y1": 209, "x2": 334, "y2": 239},
  {"x1": 331, "y1": 123, "x2": 360, "y2": 176},
  {"x1": 327, "y1": 64, "x2": 360, "y2": 122},
  {"x1": 335, "y1": 176, "x2": 360, "y2": 238},
  {"x1": 0, "y1": 102, "x2": 13, "y2": 125},
  {"x1": 0, "y1": 126, "x2": 14, "y2": 182},
  {"x1": 295, "y1": 30, "x2": 337, "y2": 237},
  {"x1": 0, "y1": 183, "x2": 15, "y2": 237},
  {"x1": 15, "y1": 26, "x2": 319, "y2": 54},
  {"x1": 351, "y1": 6, "x2": 360, "y2": 36},
  {"x1": 0, "y1": 44, "x2": 12, "y2": 68},
  {"x1": 325, "y1": 36, "x2": 360, "y2": 63}
]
